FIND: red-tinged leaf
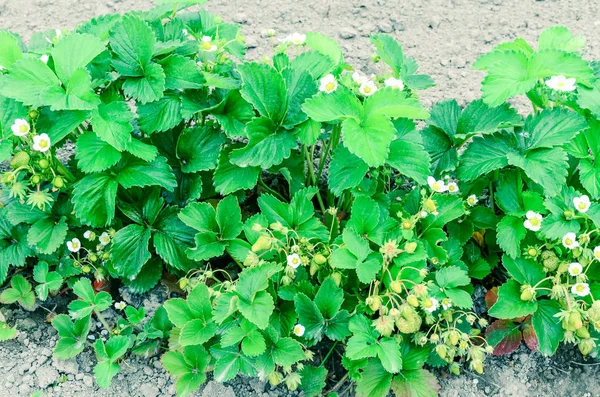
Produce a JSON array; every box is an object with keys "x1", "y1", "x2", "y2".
[
  {"x1": 485, "y1": 286, "x2": 499, "y2": 309},
  {"x1": 522, "y1": 322, "x2": 539, "y2": 352},
  {"x1": 93, "y1": 279, "x2": 111, "y2": 293},
  {"x1": 486, "y1": 319, "x2": 522, "y2": 356}
]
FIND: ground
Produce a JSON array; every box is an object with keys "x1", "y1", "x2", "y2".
[{"x1": 1, "y1": 0, "x2": 600, "y2": 395}]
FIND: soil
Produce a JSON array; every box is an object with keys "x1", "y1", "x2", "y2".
[{"x1": 1, "y1": 0, "x2": 600, "y2": 395}]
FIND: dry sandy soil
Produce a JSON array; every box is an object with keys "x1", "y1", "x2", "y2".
[{"x1": 1, "y1": 0, "x2": 600, "y2": 396}]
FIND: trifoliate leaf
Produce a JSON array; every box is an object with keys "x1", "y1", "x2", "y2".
[
  {"x1": 342, "y1": 113, "x2": 395, "y2": 167},
  {"x1": 238, "y1": 62, "x2": 287, "y2": 123},
  {"x1": 162, "y1": 346, "x2": 209, "y2": 397},
  {"x1": 177, "y1": 126, "x2": 226, "y2": 173},
  {"x1": 138, "y1": 91, "x2": 184, "y2": 134},
  {"x1": 0, "y1": 275, "x2": 35, "y2": 310},
  {"x1": 94, "y1": 335, "x2": 130, "y2": 388},
  {"x1": 299, "y1": 365, "x2": 327, "y2": 397},
  {"x1": 478, "y1": 50, "x2": 536, "y2": 107},
  {"x1": 507, "y1": 148, "x2": 568, "y2": 196},
  {"x1": 282, "y1": 66, "x2": 318, "y2": 128},
  {"x1": 51, "y1": 314, "x2": 90, "y2": 359},
  {"x1": 122, "y1": 62, "x2": 166, "y2": 104},
  {"x1": 91, "y1": 101, "x2": 134, "y2": 151},
  {"x1": 387, "y1": 137, "x2": 431, "y2": 185},
  {"x1": 524, "y1": 107, "x2": 586, "y2": 150},
  {"x1": 212, "y1": 90, "x2": 255, "y2": 138},
  {"x1": 27, "y1": 216, "x2": 68, "y2": 255},
  {"x1": 435, "y1": 266, "x2": 470, "y2": 288},
  {"x1": 457, "y1": 133, "x2": 517, "y2": 181},
  {"x1": 502, "y1": 255, "x2": 546, "y2": 285},
  {"x1": 538, "y1": 26, "x2": 585, "y2": 52},
  {"x1": 33, "y1": 261, "x2": 63, "y2": 301}
]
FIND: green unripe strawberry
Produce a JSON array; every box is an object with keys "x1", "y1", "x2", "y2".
[
  {"x1": 10, "y1": 151, "x2": 30, "y2": 169},
  {"x1": 576, "y1": 327, "x2": 590, "y2": 339},
  {"x1": 89, "y1": 254, "x2": 98, "y2": 263},
  {"x1": 38, "y1": 159, "x2": 50, "y2": 169},
  {"x1": 435, "y1": 344, "x2": 447, "y2": 360},
  {"x1": 390, "y1": 280, "x2": 403, "y2": 293},
  {"x1": 313, "y1": 253, "x2": 327, "y2": 265},
  {"x1": 578, "y1": 338, "x2": 595, "y2": 356},
  {"x1": 448, "y1": 330, "x2": 460, "y2": 346},
  {"x1": 28, "y1": 109, "x2": 39, "y2": 119},
  {"x1": 406, "y1": 294, "x2": 419, "y2": 307},
  {"x1": 251, "y1": 235, "x2": 271, "y2": 252},
  {"x1": 82, "y1": 265, "x2": 92, "y2": 274},
  {"x1": 52, "y1": 176, "x2": 64, "y2": 189},
  {"x1": 31, "y1": 175, "x2": 41, "y2": 185},
  {"x1": 520, "y1": 285, "x2": 535, "y2": 301},
  {"x1": 404, "y1": 241, "x2": 418, "y2": 253},
  {"x1": 449, "y1": 362, "x2": 460, "y2": 375}
]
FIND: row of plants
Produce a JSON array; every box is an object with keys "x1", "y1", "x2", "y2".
[{"x1": 0, "y1": 1, "x2": 599, "y2": 395}]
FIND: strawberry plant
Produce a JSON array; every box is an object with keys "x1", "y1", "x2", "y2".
[{"x1": 1, "y1": 0, "x2": 599, "y2": 395}]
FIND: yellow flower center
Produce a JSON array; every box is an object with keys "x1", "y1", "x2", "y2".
[
  {"x1": 433, "y1": 182, "x2": 442, "y2": 190},
  {"x1": 363, "y1": 86, "x2": 372, "y2": 94},
  {"x1": 558, "y1": 82, "x2": 565, "y2": 87},
  {"x1": 39, "y1": 140, "x2": 48, "y2": 148},
  {"x1": 530, "y1": 218, "x2": 540, "y2": 226},
  {"x1": 19, "y1": 125, "x2": 28, "y2": 133},
  {"x1": 423, "y1": 299, "x2": 433, "y2": 308},
  {"x1": 325, "y1": 82, "x2": 335, "y2": 91},
  {"x1": 468, "y1": 198, "x2": 475, "y2": 205},
  {"x1": 565, "y1": 238, "x2": 573, "y2": 245},
  {"x1": 448, "y1": 185, "x2": 456, "y2": 192},
  {"x1": 576, "y1": 285, "x2": 585, "y2": 292},
  {"x1": 578, "y1": 203, "x2": 587, "y2": 209},
  {"x1": 201, "y1": 41, "x2": 213, "y2": 50}
]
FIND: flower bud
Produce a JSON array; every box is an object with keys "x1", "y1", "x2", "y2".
[
  {"x1": 449, "y1": 362, "x2": 460, "y2": 375},
  {"x1": 520, "y1": 285, "x2": 536, "y2": 301},
  {"x1": 304, "y1": 350, "x2": 314, "y2": 361},
  {"x1": 284, "y1": 373, "x2": 301, "y2": 391},
  {"x1": 52, "y1": 176, "x2": 64, "y2": 189},
  {"x1": 28, "y1": 109, "x2": 39, "y2": 119},
  {"x1": 38, "y1": 159, "x2": 50, "y2": 169},
  {"x1": 576, "y1": 326, "x2": 590, "y2": 339},
  {"x1": 30, "y1": 174, "x2": 41, "y2": 185},
  {"x1": 401, "y1": 220, "x2": 413, "y2": 230},
  {"x1": 281, "y1": 275, "x2": 292, "y2": 286},
  {"x1": 448, "y1": 330, "x2": 460, "y2": 346},
  {"x1": 564, "y1": 210, "x2": 574, "y2": 219},
  {"x1": 424, "y1": 198, "x2": 437, "y2": 213}
]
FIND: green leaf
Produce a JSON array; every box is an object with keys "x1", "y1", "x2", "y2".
[
  {"x1": 177, "y1": 126, "x2": 226, "y2": 173},
  {"x1": 72, "y1": 174, "x2": 118, "y2": 227},
  {"x1": 502, "y1": 255, "x2": 546, "y2": 285},
  {"x1": 377, "y1": 338, "x2": 403, "y2": 373},
  {"x1": 342, "y1": 113, "x2": 395, "y2": 167},
  {"x1": 237, "y1": 290, "x2": 274, "y2": 330},
  {"x1": 212, "y1": 90, "x2": 255, "y2": 138},
  {"x1": 328, "y1": 145, "x2": 369, "y2": 196},
  {"x1": 110, "y1": 14, "x2": 155, "y2": 76},
  {"x1": 238, "y1": 62, "x2": 287, "y2": 123},
  {"x1": 138, "y1": 92, "x2": 183, "y2": 133},
  {"x1": 305, "y1": 32, "x2": 343, "y2": 65},
  {"x1": 387, "y1": 137, "x2": 431, "y2": 185},
  {"x1": 458, "y1": 133, "x2": 517, "y2": 181},
  {"x1": 532, "y1": 300, "x2": 563, "y2": 356},
  {"x1": 445, "y1": 288, "x2": 473, "y2": 309},
  {"x1": 299, "y1": 365, "x2": 327, "y2": 397},
  {"x1": 159, "y1": 54, "x2": 205, "y2": 90},
  {"x1": 507, "y1": 148, "x2": 568, "y2": 196},
  {"x1": 33, "y1": 261, "x2": 63, "y2": 301},
  {"x1": 391, "y1": 369, "x2": 440, "y2": 397},
  {"x1": 488, "y1": 279, "x2": 538, "y2": 319},
  {"x1": 496, "y1": 215, "x2": 528, "y2": 258},
  {"x1": 364, "y1": 87, "x2": 429, "y2": 119},
  {"x1": 370, "y1": 33, "x2": 405, "y2": 77},
  {"x1": 27, "y1": 216, "x2": 68, "y2": 255},
  {"x1": 122, "y1": 62, "x2": 166, "y2": 104},
  {"x1": 51, "y1": 33, "x2": 106, "y2": 82},
  {"x1": 0, "y1": 30, "x2": 23, "y2": 69},
  {"x1": 216, "y1": 195, "x2": 243, "y2": 240},
  {"x1": 94, "y1": 336, "x2": 130, "y2": 388},
  {"x1": 123, "y1": 258, "x2": 163, "y2": 294},
  {"x1": 538, "y1": 26, "x2": 585, "y2": 52},
  {"x1": 525, "y1": 108, "x2": 586, "y2": 150},
  {"x1": 435, "y1": 266, "x2": 470, "y2": 288},
  {"x1": 213, "y1": 145, "x2": 260, "y2": 195},
  {"x1": 51, "y1": 314, "x2": 90, "y2": 359},
  {"x1": 91, "y1": 101, "x2": 134, "y2": 151},
  {"x1": 153, "y1": 209, "x2": 196, "y2": 271},
  {"x1": 478, "y1": 50, "x2": 536, "y2": 107},
  {"x1": 111, "y1": 224, "x2": 152, "y2": 279},
  {"x1": 282, "y1": 66, "x2": 317, "y2": 128},
  {"x1": 116, "y1": 156, "x2": 177, "y2": 191},
  {"x1": 161, "y1": 346, "x2": 209, "y2": 397},
  {"x1": 301, "y1": 85, "x2": 362, "y2": 122},
  {"x1": 0, "y1": 275, "x2": 35, "y2": 309},
  {"x1": 580, "y1": 159, "x2": 600, "y2": 199},
  {"x1": 272, "y1": 337, "x2": 305, "y2": 367},
  {"x1": 75, "y1": 132, "x2": 122, "y2": 173},
  {"x1": 68, "y1": 278, "x2": 112, "y2": 319},
  {"x1": 230, "y1": 117, "x2": 297, "y2": 168},
  {"x1": 456, "y1": 100, "x2": 522, "y2": 139},
  {"x1": 295, "y1": 293, "x2": 325, "y2": 340},
  {"x1": 356, "y1": 360, "x2": 393, "y2": 397}
]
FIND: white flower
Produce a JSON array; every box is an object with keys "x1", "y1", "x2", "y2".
[
  {"x1": 84, "y1": 230, "x2": 96, "y2": 241},
  {"x1": 293, "y1": 324, "x2": 305, "y2": 337},
  {"x1": 114, "y1": 301, "x2": 127, "y2": 310},
  {"x1": 359, "y1": 80, "x2": 378, "y2": 96},
  {"x1": 200, "y1": 36, "x2": 217, "y2": 52},
  {"x1": 288, "y1": 32, "x2": 306, "y2": 45},
  {"x1": 545, "y1": 75, "x2": 577, "y2": 92},
  {"x1": 11, "y1": 119, "x2": 30, "y2": 137},
  {"x1": 40, "y1": 54, "x2": 49, "y2": 64},
  {"x1": 562, "y1": 232, "x2": 580, "y2": 249},
  {"x1": 447, "y1": 182, "x2": 459, "y2": 194},
  {"x1": 384, "y1": 77, "x2": 404, "y2": 90},
  {"x1": 423, "y1": 297, "x2": 439, "y2": 313},
  {"x1": 427, "y1": 176, "x2": 447, "y2": 193},
  {"x1": 266, "y1": 28, "x2": 276, "y2": 37},
  {"x1": 594, "y1": 246, "x2": 600, "y2": 261},
  {"x1": 67, "y1": 238, "x2": 82, "y2": 253},
  {"x1": 99, "y1": 232, "x2": 111, "y2": 246},
  {"x1": 573, "y1": 195, "x2": 591, "y2": 213},
  {"x1": 571, "y1": 282, "x2": 590, "y2": 297},
  {"x1": 568, "y1": 262, "x2": 583, "y2": 276},
  {"x1": 287, "y1": 253, "x2": 301, "y2": 268},
  {"x1": 0, "y1": 65, "x2": 4, "y2": 71},
  {"x1": 420, "y1": 211, "x2": 428, "y2": 218},
  {"x1": 55, "y1": 29, "x2": 62, "y2": 38},
  {"x1": 319, "y1": 74, "x2": 338, "y2": 93},
  {"x1": 467, "y1": 195, "x2": 478, "y2": 207},
  {"x1": 441, "y1": 298, "x2": 452, "y2": 310},
  {"x1": 352, "y1": 72, "x2": 368, "y2": 85},
  {"x1": 524, "y1": 211, "x2": 543, "y2": 232},
  {"x1": 32, "y1": 133, "x2": 51, "y2": 152}
]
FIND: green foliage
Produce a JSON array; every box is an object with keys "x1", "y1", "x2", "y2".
[{"x1": 1, "y1": 9, "x2": 597, "y2": 397}]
